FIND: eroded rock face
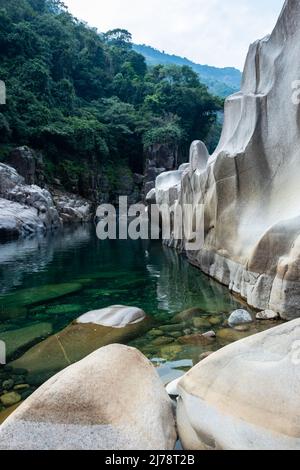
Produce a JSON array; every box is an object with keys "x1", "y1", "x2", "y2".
[
  {"x1": 155, "y1": 0, "x2": 300, "y2": 320},
  {"x1": 0, "y1": 345, "x2": 177, "y2": 450},
  {"x1": 176, "y1": 319, "x2": 300, "y2": 450},
  {"x1": 0, "y1": 163, "x2": 61, "y2": 241},
  {"x1": 52, "y1": 189, "x2": 93, "y2": 224}
]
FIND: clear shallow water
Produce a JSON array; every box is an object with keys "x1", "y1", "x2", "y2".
[
  {"x1": 0, "y1": 224, "x2": 278, "y2": 413},
  {"x1": 0, "y1": 224, "x2": 243, "y2": 331}
]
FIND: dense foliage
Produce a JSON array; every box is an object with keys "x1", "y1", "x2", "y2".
[
  {"x1": 133, "y1": 44, "x2": 242, "y2": 98},
  {"x1": 0, "y1": 0, "x2": 222, "y2": 188}
]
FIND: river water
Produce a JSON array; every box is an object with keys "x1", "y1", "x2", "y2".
[{"x1": 0, "y1": 224, "x2": 277, "y2": 416}]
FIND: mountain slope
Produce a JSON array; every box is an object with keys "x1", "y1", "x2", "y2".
[{"x1": 133, "y1": 44, "x2": 242, "y2": 97}]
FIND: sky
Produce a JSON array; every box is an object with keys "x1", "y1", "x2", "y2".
[{"x1": 63, "y1": 0, "x2": 285, "y2": 70}]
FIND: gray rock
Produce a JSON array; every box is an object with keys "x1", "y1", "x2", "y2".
[
  {"x1": 228, "y1": 309, "x2": 253, "y2": 328},
  {"x1": 52, "y1": 190, "x2": 93, "y2": 224},
  {"x1": 256, "y1": 310, "x2": 279, "y2": 320},
  {"x1": 0, "y1": 163, "x2": 61, "y2": 241},
  {"x1": 6, "y1": 147, "x2": 36, "y2": 185}
]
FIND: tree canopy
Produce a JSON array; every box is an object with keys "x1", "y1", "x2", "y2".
[{"x1": 0, "y1": 0, "x2": 222, "y2": 188}]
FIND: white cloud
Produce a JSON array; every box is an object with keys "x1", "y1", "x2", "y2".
[{"x1": 63, "y1": 0, "x2": 285, "y2": 69}]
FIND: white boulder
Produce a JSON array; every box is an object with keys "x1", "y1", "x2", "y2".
[
  {"x1": 0, "y1": 345, "x2": 177, "y2": 450},
  {"x1": 228, "y1": 309, "x2": 253, "y2": 327},
  {"x1": 77, "y1": 305, "x2": 146, "y2": 328},
  {"x1": 176, "y1": 320, "x2": 300, "y2": 450}
]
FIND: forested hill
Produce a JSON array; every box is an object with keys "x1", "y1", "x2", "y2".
[
  {"x1": 0, "y1": 0, "x2": 222, "y2": 199},
  {"x1": 133, "y1": 44, "x2": 242, "y2": 97}
]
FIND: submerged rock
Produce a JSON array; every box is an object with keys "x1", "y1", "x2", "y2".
[
  {"x1": 0, "y1": 345, "x2": 177, "y2": 450},
  {"x1": 178, "y1": 332, "x2": 216, "y2": 346},
  {"x1": 174, "y1": 307, "x2": 206, "y2": 322},
  {"x1": 10, "y1": 306, "x2": 151, "y2": 382},
  {"x1": 0, "y1": 392, "x2": 21, "y2": 407},
  {"x1": 1, "y1": 282, "x2": 83, "y2": 310},
  {"x1": 0, "y1": 323, "x2": 53, "y2": 360},
  {"x1": 216, "y1": 328, "x2": 252, "y2": 344},
  {"x1": 176, "y1": 320, "x2": 300, "y2": 450}
]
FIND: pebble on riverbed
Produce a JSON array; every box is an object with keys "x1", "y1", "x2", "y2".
[{"x1": 0, "y1": 366, "x2": 34, "y2": 410}]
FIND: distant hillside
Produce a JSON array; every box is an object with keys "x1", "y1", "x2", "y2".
[{"x1": 133, "y1": 44, "x2": 242, "y2": 97}]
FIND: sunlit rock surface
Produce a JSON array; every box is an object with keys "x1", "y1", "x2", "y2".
[
  {"x1": 156, "y1": 0, "x2": 300, "y2": 320},
  {"x1": 0, "y1": 345, "x2": 176, "y2": 450},
  {"x1": 176, "y1": 319, "x2": 300, "y2": 450}
]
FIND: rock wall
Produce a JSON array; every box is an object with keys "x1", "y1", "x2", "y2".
[
  {"x1": 144, "y1": 143, "x2": 178, "y2": 199},
  {"x1": 0, "y1": 163, "x2": 61, "y2": 241},
  {"x1": 156, "y1": 0, "x2": 300, "y2": 320}
]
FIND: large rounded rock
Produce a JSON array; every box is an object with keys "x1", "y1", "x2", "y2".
[
  {"x1": 228, "y1": 309, "x2": 253, "y2": 327},
  {"x1": 0, "y1": 345, "x2": 177, "y2": 450},
  {"x1": 10, "y1": 306, "x2": 151, "y2": 382},
  {"x1": 176, "y1": 319, "x2": 300, "y2": 450}
]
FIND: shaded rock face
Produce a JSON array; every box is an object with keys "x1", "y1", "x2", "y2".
[
  {"x1": 156, "y1": 0, "x2": 300, "y2": 320},
  {"x1": 51, "y1": 189, "x2": 93, "y2": 224},
  {"x1": 6, "y1": 147, "x2": 44, "y2": 186},
  {"x1": 144, "y1": 143, "x2": 178, "y2": 197},
  {"x1": 175, "y1": 319, "x2": 300, "y2": 450},
  {"x1": 0, "y1": 163, "x2": 61, "y2": 241},
  {"x1": 0, "y1": 345, "x2": 177, "y2": 450}
]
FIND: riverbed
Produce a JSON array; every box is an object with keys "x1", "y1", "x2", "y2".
[{"x1": 0, "y1": 224, "x2": 280, "y2": 417}]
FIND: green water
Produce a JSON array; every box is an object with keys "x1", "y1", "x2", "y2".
[{"x1": 0, "y1": 224, "x2": 277, "y2": 405}]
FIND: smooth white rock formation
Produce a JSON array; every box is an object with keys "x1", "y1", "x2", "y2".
[
  {"x1": 189, "y1": 140, "x2": 209, "y2": 172},
  {"x1": 256, "y1": 310, "x2": 279, "y2": 320},
  {"x1": 176, "y1": 319, "x2": 300, "y2": 450},
  {"x1": 0, "y1": 345, "x2": 177, "y2": 450},
  {"x1": 166, "y1": 377, "x2": 181, "y2": 397},
  {"x1": 145, "y1": 188, "x2": 156, "y2": 204},
  {"x1": 178, "y1": 163, "x2": 190, "y2": 172},
  {"x1": 77, "y1": 305, "x2": 146, "y2": 328},
  {"x1": 155, "y1": 0, "x2": 300, "y2": 320},
  {"x1": 228, "y1": 309, "x2": 253, "y2": 327}
]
